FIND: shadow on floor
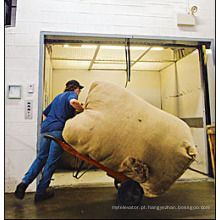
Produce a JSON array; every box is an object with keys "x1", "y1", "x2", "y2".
[{"x1": 5, "y1": 181, "x2": 215, "y2": 219}]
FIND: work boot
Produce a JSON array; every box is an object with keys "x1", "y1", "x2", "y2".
[
  {"x1": 15, "y1": 182, "x2": 28, "y2": 199},
  {"x1": 34, "y1": 191, "x2": 54, "y2": 202}
]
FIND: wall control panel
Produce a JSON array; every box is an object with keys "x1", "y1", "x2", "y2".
[
  {"x1": 27, "y1": 84, "x2": 34, "y2": 93},
  {"x1": 25, "y1": 100, "x2": 33, "y2": 119}
]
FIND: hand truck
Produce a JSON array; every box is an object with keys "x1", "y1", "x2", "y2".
[{"x1": 44, "y1": 134, "x2": 144, "y2": 206}]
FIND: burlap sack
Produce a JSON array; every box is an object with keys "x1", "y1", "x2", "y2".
[
  {"x1": 62, "y1": 81, "x2": 197, "y2": 197},
  {"x1": 57, "y1": 152, "x2": 91, "y2": 170}
]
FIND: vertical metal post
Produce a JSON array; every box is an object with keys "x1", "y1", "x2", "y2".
[
  {"x1": 174, "y1": 49, "x2": 180, "y2": 117},
  {"x1": 198, "y1": 44, "x2": 213, "y2": 177},
  {"x1": 198, "y1": 45, "x2": 211, "y2": 125},
  {"x1": 36, "y1": 33, "x2": 46, "y2": 186},
  {"x1": 125, "y1": 39, "x2": 131, "y2": 81},
  {"x1": 5, "y1": 0, "x2": 12, "y2": 25},
  {"x1": 127, "y1": 39, "x2": 131, "y2": 82}
]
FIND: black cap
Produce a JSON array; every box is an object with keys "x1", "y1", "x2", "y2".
[{"x1": 66, "y1": 80, "x2": 84, "y2": 89}]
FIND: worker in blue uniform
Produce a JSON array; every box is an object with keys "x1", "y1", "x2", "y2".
[{"x1": 15, "y1": 80, "x2": 84, "y2": 202}]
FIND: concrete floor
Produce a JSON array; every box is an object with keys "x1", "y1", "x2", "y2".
[{"x1": 5, "y1": 181, "x2": 215, "y2": 219}]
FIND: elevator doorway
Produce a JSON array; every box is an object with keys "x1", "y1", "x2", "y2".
[{"x1": 39, "y1": 33, "x2": 215, "y2": 187}]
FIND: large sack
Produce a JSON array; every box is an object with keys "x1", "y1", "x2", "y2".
[
  {"x1": 57, "y1": 107, "x2": 93, "y2": 170},
  {"x1": 62, "y1": 81, "x2": 197, "y2": 197},
  {"x1": 57, "y1": 152, "x2": 92, "y2": 170}
]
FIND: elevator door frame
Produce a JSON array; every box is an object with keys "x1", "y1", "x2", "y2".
[{"x1": 38, "y1": 32, "x2": 215, "y2": 182}]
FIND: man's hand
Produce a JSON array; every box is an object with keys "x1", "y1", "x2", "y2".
[{"x1": 70, "y1": 99, "x2": 84, "y2": 112}]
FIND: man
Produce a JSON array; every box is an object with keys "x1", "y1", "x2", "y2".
[{"x1": 15, "y1": 80, "x2": 84, "y2": 202}]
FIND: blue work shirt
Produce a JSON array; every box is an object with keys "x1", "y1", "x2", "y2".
[{"x1": 41, "y1": 91, "x2": 78, "y2": 133}]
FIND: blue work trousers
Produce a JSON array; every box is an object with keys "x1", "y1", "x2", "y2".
[{"x1": 22, "y1": 131, "x2": 64, "y2": 194}]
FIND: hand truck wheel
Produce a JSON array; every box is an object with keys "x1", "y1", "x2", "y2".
[
  {"x1": 118, "y1": 179, "x2": 144, "y2": 206},
  {"x1": 114, "y1": 179, "x2": 121, "y2": 189}
]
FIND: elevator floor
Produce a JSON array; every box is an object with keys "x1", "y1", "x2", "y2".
[
  {"x1": 49, "y1": 168, "x2": 209, "y2": 188},
  {"x1": 5, "y1": 180, "x2": 215, "y2": 219}
]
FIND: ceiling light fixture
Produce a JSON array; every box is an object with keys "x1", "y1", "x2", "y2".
[
  {"x1": 151, "y1": 47, "x2": 164, "y2": 51},
  {"x1": 101, "y1": 45, "x2": 149, "y2": 50},
  {"x1": 81, "y1": 45, "x2": 97, "y2": 49},
  {"x1": 62, "y1": 44, "x2": 83, "y2": 48},
  {"x1": 63, "y1": 44, "x2": 150, "y2": 50}
]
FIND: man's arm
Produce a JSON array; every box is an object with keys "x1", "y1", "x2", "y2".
[
  {"x1": 43, "y1": 114, "x2": 47, "y2": 121},
  {"x1": 70, "y1": 99, "x2": 84, "y2": 112},
  {"x1": 42, "y1": 102, "x2": 52, "y2": 121},
  {"x1": 43, "y1": 102, "x2": 52, "y2": 116}
]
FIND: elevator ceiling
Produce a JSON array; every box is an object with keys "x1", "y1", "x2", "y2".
[{"x1": 48, "y1": 44, "x2": 196, "y2": 71}]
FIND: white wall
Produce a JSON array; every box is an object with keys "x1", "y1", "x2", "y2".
[
  {"x1": 52, "y1": 70, "x2": 161, "y2": 108},
  {"x1": 160, "y1": 64, "x2": 179, "y2": 117},
  {"x1": 160, "y1": 52, "x2": 205, "y2": 119},
  {"x1": 5, "y1": 49, "x2": 39, "y2": 192},
  {"x1": 177, "y1": 52, "x2": 207, "y2": 173},
  {"x1": 160, "y1": 52, "x2": 207, "y2": 173},
  {"x1": 5, "y1": 0, "x2": 215, "y2": 192},
  {"x1": 177, "y1": 52, "x2": 203, "y2": 118}
]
